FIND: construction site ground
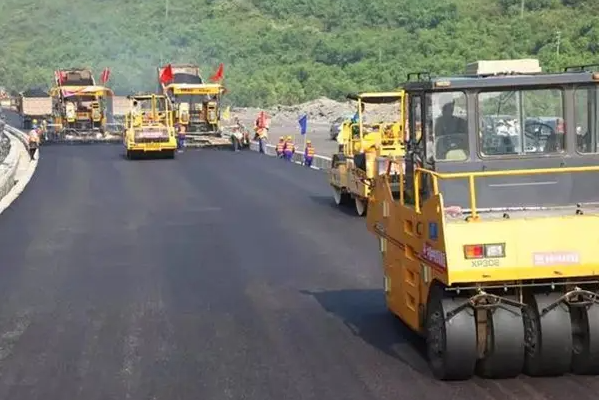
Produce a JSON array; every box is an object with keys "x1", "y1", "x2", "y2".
[{"x1": 0, "y1": 142, "x2": 598, "y2": 399}]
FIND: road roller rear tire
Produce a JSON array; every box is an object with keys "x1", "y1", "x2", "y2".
[
  {"x1": 523, "y1": 292, "x2": 572, "y2": 376},
  {"x1": 355, "y1": 197, "x2": 367, "y2": 216},
  {"x1": 425, "y1": 287, "x2": 477, "y2": 380},
  {"x1": 571, "y1": 303, "x2": 599, "y2": 374},
  {"x1": 332, "y1": 186, "x2": 350, "y2": 206},
  {"x1": 476, "y1": 302, "x2": 525, "y2": 379}
]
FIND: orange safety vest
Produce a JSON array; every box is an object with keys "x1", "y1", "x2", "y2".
[
  {"x1": 28, "y1": 132, "x2": 40, "y2": 145},
  {"x1": 285, "y1": 142, "x2": 294, "y2": 152},
  {"x1": 305, "y1": 146, "x2": 315, "y2": 157},
  {"x1": 276, "y1": 142, "x2": 284, "y2": 152}
]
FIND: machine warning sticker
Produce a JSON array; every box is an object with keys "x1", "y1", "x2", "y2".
[
  {"x1": 428, "y1": 222, "x2": 438, "y2": 240},
  {"x1": 422, "y1": 243, "x2": 447, "y2": 270},
  {"x1": 533, "y1": 251, "x2": 580, "y2": 266}
]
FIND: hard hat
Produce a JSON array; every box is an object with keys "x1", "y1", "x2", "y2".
[
  {"x1": 33, "y1": 119, "x2": 37, "y2": 123},
  {"x1": 286, "y1": 135, "x2": 291, "y2": 139},
  {"x1": 279, "y1": 136, "x2": 284, "y2": 140},
  {"x1": 307, "y1": 140, "x2": 311, "y2": 144}
]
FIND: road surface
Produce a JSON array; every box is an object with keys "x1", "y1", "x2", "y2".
[{"x1": 0, "y1": 145, "x2": 597, "y2": 399}]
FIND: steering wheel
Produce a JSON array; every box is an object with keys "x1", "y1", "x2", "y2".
[
  {"x1": 434, "y1": 133, "x2": 469, "y2": 160},
  {"x1": 524, "y1": 121, "x2": 556, "y2": 152}
]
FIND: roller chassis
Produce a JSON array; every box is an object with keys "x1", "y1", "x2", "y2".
[{"x1": 329, "y1": 153, "x2": 402, "y2": 216}]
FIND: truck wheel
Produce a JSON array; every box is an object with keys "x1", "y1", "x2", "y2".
[
  {"x1": 426, "y1": 285, "x2": 477, "y2": 380},
  {"x1": 354, "y1": 197, "x2": 367, "y2": 216},
  {"x1": 332, "y1": 186, "x2": 350, "y2": 206}
]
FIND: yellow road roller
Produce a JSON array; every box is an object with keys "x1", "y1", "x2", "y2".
[
  {"x1": 367, "y1": 59, "x2": 599, "y2": 380},
  {"x1": 328, "y1": 91, "x2": 406, "y2": 216},
  {"x1": 123, "y1": 93, "x2": 177, "y2": 159}
]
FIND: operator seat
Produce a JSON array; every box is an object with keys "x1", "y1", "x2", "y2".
[{"x1": 435, "y1": 134, "x2": 469, "y2": 160}]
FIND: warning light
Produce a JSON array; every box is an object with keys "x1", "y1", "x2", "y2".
[
  {"x1": 463, "y1": 243, "x2": 505, "y2": 259},
  {"x1": 464, "y1": 244, "x2": 484, "y2": 259}
]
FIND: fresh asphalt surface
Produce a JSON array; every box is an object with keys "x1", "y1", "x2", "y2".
[{"x1": 1, "y1": 144, "x2": 599, "y2": 399}]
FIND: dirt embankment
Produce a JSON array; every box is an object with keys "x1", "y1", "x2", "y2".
[{"x1": 229, "y1": 97, "x2": 399, "y2": 129}]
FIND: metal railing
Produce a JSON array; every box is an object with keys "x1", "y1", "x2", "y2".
[{"x1": 413, "y1": 165, "x2": 599, "y2": 218}]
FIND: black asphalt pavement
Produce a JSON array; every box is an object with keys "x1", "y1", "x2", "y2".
[{"x1": 0, "y1": 145, "x2": 597, "y2": 399}]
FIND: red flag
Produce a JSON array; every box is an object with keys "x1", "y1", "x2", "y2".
[
  {"x1": 55, "y1": 70, "x2": 65, "y2": 85},
  {"x1": 160, "y1": 64, "x2": 173, "y2": 84},
  {"x1": 209, "y1": 63, "x2": 224, "y2": 82},
  {"x1": 100, "y1": 67, "x2": 110, "y2": 84}
]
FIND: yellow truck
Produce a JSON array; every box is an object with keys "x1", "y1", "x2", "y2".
[
  {"x1": 157, "y1": 63, "x2": 229, "y2": 148},
  {"x1": 328, "y1": 92, "x2": 406, "y2": 216},
  {"x1": 367, "y1": 58, "x2": 599, "y2": 380},
  {"x1": 123, "y1": 93, "x2": 177, "y2": 159},
  {"x1": 48, "y1": 68, "x2": 117, "y2": 143}
]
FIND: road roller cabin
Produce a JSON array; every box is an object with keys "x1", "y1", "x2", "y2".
[{"x1": 366, "y1": 59, "x2": 599, "y2": 380}]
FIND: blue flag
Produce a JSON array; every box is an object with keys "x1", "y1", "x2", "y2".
[{"x1": 298, "y1": 114, "x2": 308, "y2": 135}]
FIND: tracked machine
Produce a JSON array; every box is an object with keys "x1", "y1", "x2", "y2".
[
  {"x1": 328, "y1": 92, "x2": 406, "y2": 216},
  {"x1": 123, "y1": 93, "x2": 177, "y2": 159},
  {"x1": 366, "y1": 58, "x2": 599, "y2": 380},
  {"x1": 157, "y1": 64, "x2": 229, "y2": 148},
  {"x1": 46, "y1": 68, "x2": 119, "y2": 143}
]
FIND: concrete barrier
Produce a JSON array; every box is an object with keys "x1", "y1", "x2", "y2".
[
  {"x1": 0, "y1": 132, "x2": 19, "y2": 200},
  {"x1": 249, "y1": 140, "x2": 332, "y2": 170},
  {"x1": 0, "y1": 124, "x2": 37, "y2": 214}
]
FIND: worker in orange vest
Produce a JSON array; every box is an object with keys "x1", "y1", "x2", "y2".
[
  {"x1": 27, "y1": 128, "x2": 40, "y2": 160},
  {"x1": 283, "y1": 135, "x2": 295, "y2": 161},
  {"x1": 304, "y1": 140, "x2": 315, "y2": 167},
  {"x1": 276, "y1": 136, "x2": 285, "y2": 158}
]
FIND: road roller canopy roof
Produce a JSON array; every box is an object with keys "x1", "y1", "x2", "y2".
[
  {"x1": 49, "y1": 85, "x2": 114, "y2": 97},
  {"x1": 346, "y1": 92, "x2": 404, "y2": 104},
  {"x1": 403, "y1": 59, "x2": 599, "y2": 92}
]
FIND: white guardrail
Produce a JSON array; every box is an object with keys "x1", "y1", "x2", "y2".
[
  {"x1": 0, "y1": 124, "x2": 29, "y2": 201},
  {"x1": 248, "y1": 140, "x2": 332, "y2": 170}
]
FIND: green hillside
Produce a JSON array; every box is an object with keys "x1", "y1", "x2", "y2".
[{"x1": 0, "y1": 0, "x2": 598, "y2": 106}]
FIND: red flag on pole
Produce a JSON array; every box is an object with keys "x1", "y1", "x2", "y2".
[
  {"x1": 100, "y1": 67, "x2": 110, "y2": 84},
  {"x1": 55, "y1": 70, "x2": 65, "y2": 85},
  {"x1": 159, "y1": 64, "x2": 173, "y2": 84},
  {"x1": 209, "y1": 63, "x2": 224, "y2": 82}
]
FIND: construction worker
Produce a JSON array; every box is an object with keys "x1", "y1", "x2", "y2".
[
  {"x1": 283, "y1": 135, "x2": 295, "y2": 161},
  {"x1": 254, "y1": 111, "x2": 270, "y2": 153},
  {"x1": 27, "y1": 127, "x2": 40, "y2": 160},
  {"x1": 41, "y1": 119, "x2": 48, "y2": 141},
  {"x1": 276, "y1": 137, "x2": 285, "y2": 158},
  {"x1": 177, "y1": 123, "x2": 186, "y2": 152},
  {"x1": 304, "y1": 140, "x2": 315, "y2": 167},
  {"x1": 230, "y1": 120, "x2": 244, "y2": 152}
]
